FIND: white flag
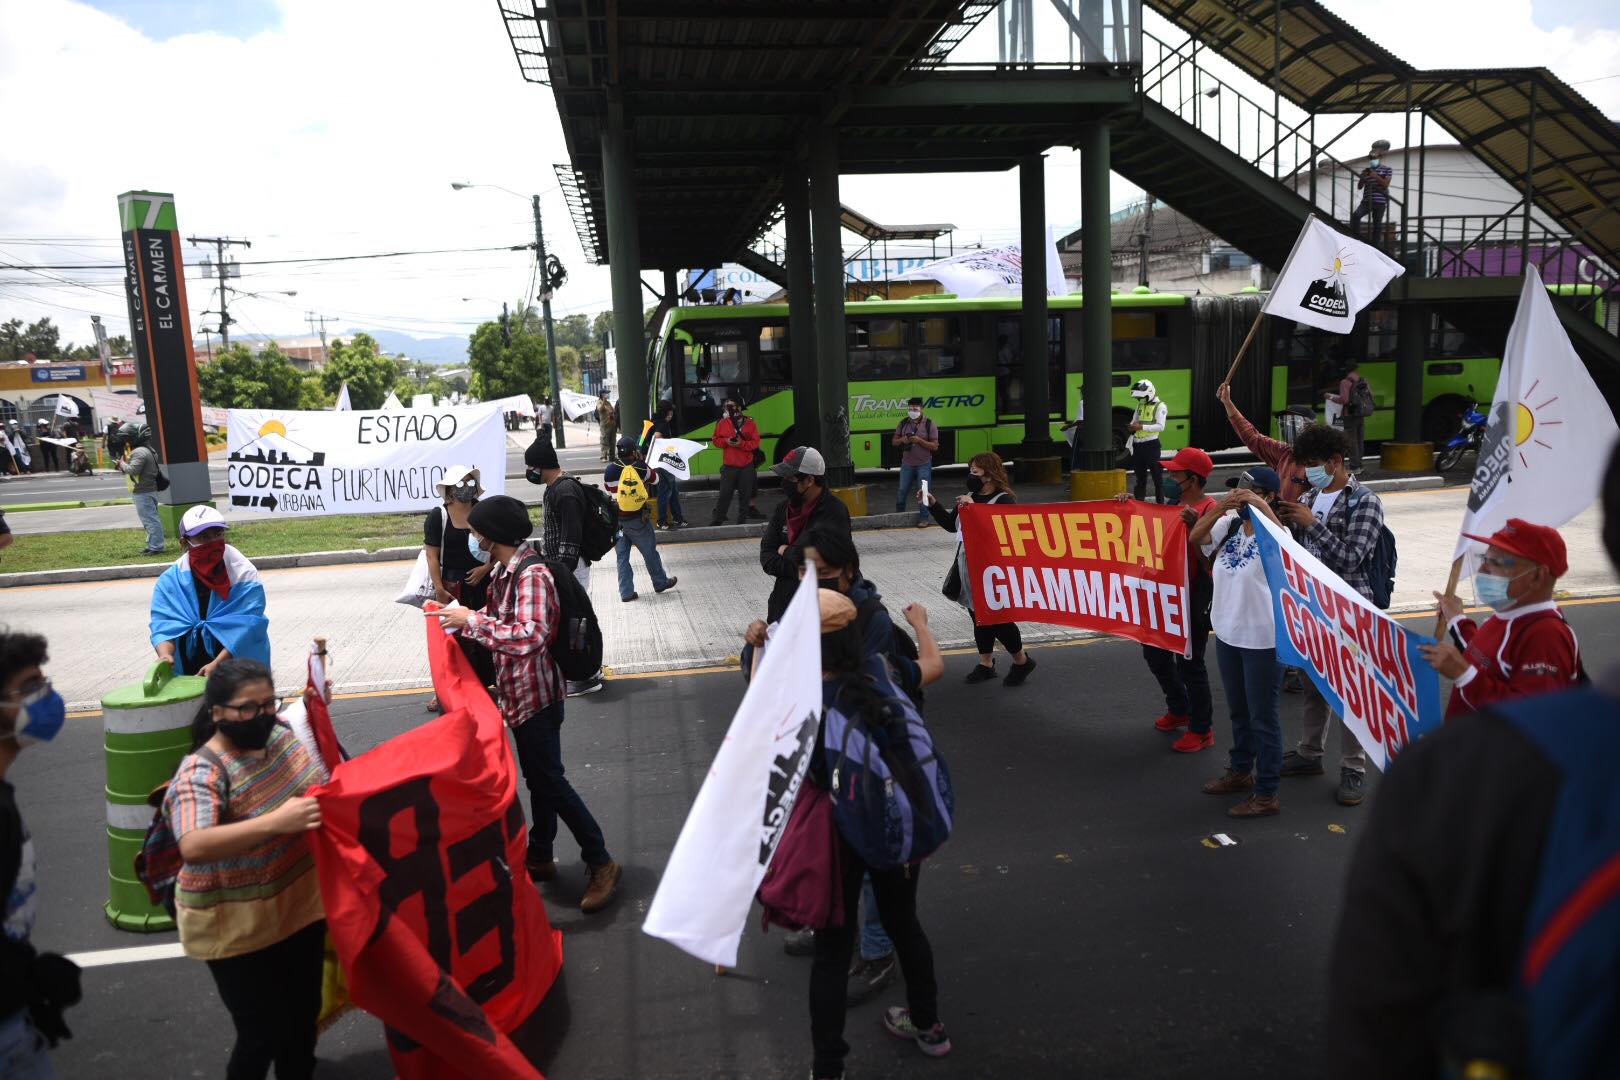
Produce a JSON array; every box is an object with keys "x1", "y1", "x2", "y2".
[
  {"x1": 333, "y1": 382, "x2": 351, "y2": 411},
  {"x1": 558, "y1": 388, "x2": 598, "y2": 421},
  {"x1": 380, "y1": 390, "x2": 404, "y2": 411},
  {"x1": 646, "y1": 436, "x2": 706, "y2": 481},
  {"x1": 54, "y1": 396, "x2": 80, "y2": 418},
  {"x1": 643, "y1": 570, "x2": 823, "y2": 967},
  {"x1": 1453, "y1": 264, "x2": 1620, "y2": 559},
  {"x1": 1262, "y1": 216, "x2": 1404, "y2": 333}
]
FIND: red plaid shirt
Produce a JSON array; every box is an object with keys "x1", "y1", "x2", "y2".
[{"x1": 460, "y1": 542, "x2": 563, "y2": 727}]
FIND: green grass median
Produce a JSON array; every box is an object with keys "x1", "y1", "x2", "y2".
[{"x1": 0, "y1": 513, "x2": 431, "y2": 575}]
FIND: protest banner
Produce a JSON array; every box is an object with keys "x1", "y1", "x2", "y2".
[
  {"x1": 308, "y1": 617, "x2": 562, "y2": 1080},
  {"x1": 90, "y1": 388, "x2": 143, "y2": 423},
  {"x1": 647, "y1": 436, "x2": 706, "y2": 481},
  {"x1": 644, "y1": 567, "x2": 822, "y2": 967},
  {"x1": 558, "y1": 388, "x2": 598, "y2": 421},
  {"x1": 894, "y1": 225, "x2": 1066, "y2": 298},
  {"x1": 958, "y1": 500, "x2": 1192, "y2": 656},
  {"x1": 1251, "y1": 515, "x2": 1442, "y2": 771},
  {"x1": 225, "y1": 404, "x2": 505, "y2": 516}
]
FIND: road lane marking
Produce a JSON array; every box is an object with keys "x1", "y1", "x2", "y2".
[{"x1": 66, "y1": 942, "x2": 186, "y2": 968}]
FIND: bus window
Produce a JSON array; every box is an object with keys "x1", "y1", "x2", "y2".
[
  {"x1": 759, "y1": 323, "x2": 791, "y2": 384},
  {"x1": 915, "y1": 317, "x2": 963, "y2": 376},
  {"x1": 848, "y1": 318, "x2": 911, "y2": 380},
  {"x1": 996, "y1": 316, "x2": 1063, "y2": 415},
  {"x1": 683, "y1": 335, "x2": 748, "y2": 387}
]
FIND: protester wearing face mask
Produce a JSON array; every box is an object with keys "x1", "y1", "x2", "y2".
[
  {"x1": 1350, "y1": 139, "x2": 1394, "y2": 250},
  {"x1": 424, "y1": 465, "x2": 496, "y2": 710},
  {"x1": 605, "y1": 435, "x2": 677, "y2": 602},
  {"x1": 525, "y1": 437, "x2": 604, "y2": 697},
  {"x1": 762, "y1": 446, "x2": 852, "y2": 622},
  {"x1": 150, "y1": 505, "x2": 270, "y2": 680},
  {"x1": 1271, "y1": 423, "x2": 1385, "y2": 806},
  {"x1": 1420, "y1": 519, "x2": 1580, "y2": 720},
  {"x1": 164, "y1": 658, "x2": 326, "y2": 1080},
  {"x1": 710, "y1": 398, "x2": 762, "y2": 526},
  {"x1": 0, "y1": 629, "x2": 80, "y2": 1077},
  {"x1": 892, "y1": 397, "x2": 939, "y2": 527}
]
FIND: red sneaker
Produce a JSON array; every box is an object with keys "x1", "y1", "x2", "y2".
[
  {"x1": 1152, "y1": 712, "x2": 1190, "y2": 732},
  {"x1": 1172, "y1": 729, "x2": 1215, "y2": 753}
]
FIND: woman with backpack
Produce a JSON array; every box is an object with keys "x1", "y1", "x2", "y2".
[
  {"x1": 424, "y1": 465, "x2": 496, "y2": 710},
  {"x1": 162, "y1": 658, "x2": 327, "y2": 1080},
  {"x1": 808, "y1": 589, "x2": 951, "y2": 1080},
  {"x1": 922, "y1": 451, "x2": 1037, "y2": 686},
  {"x1": 1328, "y1": 361, "x2": 1373, "y2": 472}
]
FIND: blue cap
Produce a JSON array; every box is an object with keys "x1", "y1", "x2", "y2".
[{"x1": 1228, "y1": 466, "x2": 1281, "y2": 492}]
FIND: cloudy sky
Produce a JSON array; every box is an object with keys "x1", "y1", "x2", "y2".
[{"x1": 0, "y1": 0, "x2": 1615, "y2": 353}]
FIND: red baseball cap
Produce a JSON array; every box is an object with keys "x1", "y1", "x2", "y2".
[
  {"x1": 1462, "y1": 518, "x2": 1568, "y2": 578},
  {"x1": 1162, "y1": 447, "x2": 1214, "y2": 479}
]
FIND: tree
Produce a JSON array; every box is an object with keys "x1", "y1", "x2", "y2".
[
  {"x1": 297, "y1": 371, "x2": 330, "y2": 409},
  {"x1": 591, "y1": 310, "x2": 615, "y2": 352},
  {"x1": 556, "y1": 344, "x2": 584, "y2": 391},
  {"x1": 21, "y1": 318, "x2": 60, "y2": 358},
  {"x1": 108, "y1": 334, "x2": 132, "y2": 356},
  {"x1": 0, "y1": 319, "x2": 21, "y2": 362},
  {"x1": 196, "y1": 342, "x2": 307, "y2": 409},
  {"x1": 61, "y1": 343, "x2": 98, "y2": 361},
  {"x1": 319, "y1": 333, "x2": 396, "y2": 409},
  {"x1": 466, "y1": 308, "x2": 548, "y2": 404}
]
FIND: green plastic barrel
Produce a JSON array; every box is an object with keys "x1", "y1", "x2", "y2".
[{"x1": 101, "y1": 660, "x2": 205, "y2": 933}]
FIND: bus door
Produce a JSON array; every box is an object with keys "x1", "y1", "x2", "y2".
[{"x1": 994, "y1": 315, "x2": 1063, "y2": 421}]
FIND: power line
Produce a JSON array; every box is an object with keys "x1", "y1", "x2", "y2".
[{"x1": 1, "y1": 242, "x2": 533, "y2": 272}]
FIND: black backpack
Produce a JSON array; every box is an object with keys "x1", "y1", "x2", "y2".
[
  {"x1": 571, "y1": 479, "x2": 619, "y2": 564},
  {"x1": 1347, "y1": 377, "x2": 1376, "y2": 418},
  {"x1": 506, "y1": 554, "x2": 603, "y2": 681},
  {"x1": 855, "y1": 597, "x2": 924, "y2": 708},
  {"x1": 1346, "y1": 486, "x2": 1397, "y2": 610}
]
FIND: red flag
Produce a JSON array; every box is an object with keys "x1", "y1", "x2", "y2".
[
  {"x1": 308, "y1": 614, "x2": 563, "y2": 1079},
  {"x1": 302, "y1": 647, "x2": 344, "y2": 774},
  {"x1": 959, "y1": 499, "x2": 1193, "y2": 656}
]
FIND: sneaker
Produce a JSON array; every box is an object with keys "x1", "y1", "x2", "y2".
[
  {"x1": 1279, "y1": 750, "x2": 1325, "y2": 777},
  {"x1": 1337, "y1": 767, "x2": 1366, "y2": 806},
  {"x1": 141, "y1": 547, "x2": 164, "y2": 555},
  {"x1": 782, "y1": 927, "x2": 816, "y2": 956},
  {"x1": 526, "y1": 858, "x2": 558, "y2": 882},
  {"x1": 1201, "y1": 769, "x2": 1254, "y2": 795},
  {"x1": 1282, "y1": 668, "x2": 1306, "y2": 694},
  {"x1": 1003, "y1": 656, "x2": 1037, "y2": 687},
  {"x1": 1172, "y1": 729, "x2": 1215, "y2": 753},
  {"x1": 964, "y1": 663, "x2": 998, "y2": 684},
  {"x1": 745, "y1": 508, "x2": 766, "y2": 521},
  {"x1": 846, "y1": 952, "x2": 897, "y2": 1005},
  {"x1": 621, "y1": 592, "x2": 639, "y2": 603},
  {"x1": 567, "y1": 676, "x2": 605, "y2": 697},
  {"x1": 655, "y1": 576, "x2": 678, "y2": 594},
  {"x1": 581, "y1": 859, "x2": 621, "y2": 913},
  {"x1": 1152, "y1": 711, "x2": 1190, "y2": 732},
  {"x1": 883, "y1": 1007, "x2": 952, "y2": 1058},
  {"x1": 1227, "y1": 793, "x2": 1281, "y2": 818}
]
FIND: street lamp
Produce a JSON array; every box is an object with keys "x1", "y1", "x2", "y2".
[
  {"x1": 226, "y1": 287, "x2": 298, "y2": 299},
  {"x1": 451, "y1": 180, "x2": 567, "y2": 446}
]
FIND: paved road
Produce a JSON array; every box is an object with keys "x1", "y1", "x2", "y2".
[{"x1": 17, "y1": 601, "x2": 1619, "y2": 1079}]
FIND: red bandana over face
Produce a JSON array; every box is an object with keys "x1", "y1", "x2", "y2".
[{"x1": 189, "y1": 538, "x2": 231, "y2": 601}]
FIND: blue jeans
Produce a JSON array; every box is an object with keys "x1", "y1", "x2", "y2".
[
  {"x1": 655, "y1": 468, "x2": 685, "y2": 525},
  {"x1": 859, "y1": 875, "x2": 894, "y2": 959},
  {"x1": 616, "y1": 515, "x2": 671, "y2": 599},
  {"x1": 132, "y1": 491, "x2": 164, "y2": 550},
  {"x1": 512, "y1": 702, "x2": 610, "y2": 866},
  {"x1": 1215, "y1": 639, "x2": 1284, "y2": 796},
  {"x1": 0, "y1": 1011, "x2": 55, "y2": 1080},
  {"x1": 896, "y1": 462, "x2": 932, "y2": 521}
]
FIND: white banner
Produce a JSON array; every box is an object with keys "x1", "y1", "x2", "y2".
[
  {"x1": 643, "y1": 570, "x2": 823, "y2": 967},
  {"x1": 558, "y1": 388, "x2": 598, "y2": 421},
  {"x1": 1262, "y1": 215, "x2": 1404, "y2": 333},
  {"x1": 89, "y1": 389, "x2": 142, "y2": 423},
  {"x1": 485, "y1": 393, "x2": 536, "y2": 417},
  {"x1": 894, "y1": 227, "x2": 1067, "y2": 298},
  {"x1": 225, "y1": 404, "x2": 506, "y2": 516},
  {"x1": 646, "y1": 437, "x2": 706, "y2": 481},
  {"x1": 410, "y1": 393, "x2": 435, "y2": 410},
  {"x1": 1454, "y1": 264, "x2": 1620, "y2": 558},
  {"x1": 334, "y1": 383, "x2": 352, "y2": 411}
]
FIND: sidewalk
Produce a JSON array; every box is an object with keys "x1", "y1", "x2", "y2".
[{"x1": 12, "y1": 483, "x2": 1617, "y2": 711}]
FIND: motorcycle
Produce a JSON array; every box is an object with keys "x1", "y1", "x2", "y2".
[{"x1": 1436, "y1": 400, "x2": 1489, "y2": 472}]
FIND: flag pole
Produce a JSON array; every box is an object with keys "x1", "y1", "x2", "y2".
[
  {"x1": 1220, "y1": 310, "x2": 1266, "y2": 388},
  {"x1": 1434, "y1": 557, "x2": 1463, "y2": 639}
]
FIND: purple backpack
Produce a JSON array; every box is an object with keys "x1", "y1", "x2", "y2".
[{"x1": 823, "y1": 664, "x2": 955, "y2": 869}]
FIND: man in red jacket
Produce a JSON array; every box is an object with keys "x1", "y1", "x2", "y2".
[
  {"x1": 1420, "y1": 518, "x2": 1581, "y2": 719},
  {"x1": 709, "y1": 398, "x2": 762, "y2": 526}
]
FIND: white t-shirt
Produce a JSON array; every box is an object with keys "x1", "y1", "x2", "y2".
[
  {"x1": 1201, "y1": 512, "x2": 1275, "y2": 650},
  {"x1": 1311, "y1": 487, "x2": 1345, "y2": 521}
]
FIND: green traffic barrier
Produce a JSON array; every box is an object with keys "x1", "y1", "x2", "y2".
[{"x1": 101, "y1": 659, "x2": 205, "y2": 933}]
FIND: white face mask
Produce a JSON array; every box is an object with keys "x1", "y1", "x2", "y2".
[
  {"x1": 1369, "y1": 157, "x2": 1381, "y2": 167},
  {"x1": 907, "y1": 409, "x2": 922, "y2": 420}
]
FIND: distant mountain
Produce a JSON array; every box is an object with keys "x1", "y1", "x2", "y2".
[{"x1": 338, "y1": 329, "x2": 469, "y2": 365}]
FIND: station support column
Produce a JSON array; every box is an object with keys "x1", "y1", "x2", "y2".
[
  {"x1": 810, "y1": 125, "x2": 862, "y2": 508},
  {"x1": 1381, "y1": 303, "x2": 1433, "y2": 471},
  {"x1": 1073, "y1": 124, "x2": 1125, "y2": 499},
  {"x1": 1019, "y1": 154, "x2": 1061, "y2": 484},
  {"x1": 602, "y1": 100, "x2": 648, "y2": 430},
  {"x1": 783, "y1": 161, "x2": 821, "y2": 451}
]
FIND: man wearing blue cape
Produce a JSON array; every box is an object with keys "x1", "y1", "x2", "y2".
[{"x1": 150, "y1": 504, "x2": 271, "y2": 676}]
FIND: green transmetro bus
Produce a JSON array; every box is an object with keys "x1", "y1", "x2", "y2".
[{"x1": 652, "y1": 287, "x2": 1605, "y2": 475}]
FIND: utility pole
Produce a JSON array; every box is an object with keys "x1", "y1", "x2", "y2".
[
  {"x1": 187, "y1": 235, "x2": 251, "y2": 348},
  {"x1": 304, "y1": 312, "x2": 331, "y2": 366},
  {"x1": 533, "y1": 194, "x2": 567, "y2": 447},
  {"x1": 1136, "y1": 196, "x2": 1155, "y2": 288}
]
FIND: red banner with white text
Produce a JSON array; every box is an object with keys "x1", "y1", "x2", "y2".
[
  {"x1": 308, "y1": 619, "x2": 563, "y2": 1079},
  {"x1": 960, "y1": 500, "x2": 1192, "y2": 656}
]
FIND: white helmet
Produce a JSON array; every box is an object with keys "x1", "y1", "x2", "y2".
[{"x1": 1131, "y1": 379, "x2": 1157, "y2": 400}]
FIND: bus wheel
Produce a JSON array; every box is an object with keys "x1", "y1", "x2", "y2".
[
  {"x1": 1111, "y1": 408, "x2": 1134, "y2": 467},
  {"x1": 1422, "y1": 395, "x2": 1470, "y2": 449},
  {"x1": 774, "y1": 428, "x2": 797, "y2": 465}
]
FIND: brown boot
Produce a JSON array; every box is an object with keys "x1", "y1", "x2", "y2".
[
  {"x1": 1202, "y1": 769, "x2": 1255, "y2": 795},
  {"x1": 581, "y1": 860, "x2": 622, "y2": 914},
  {"x1": 526, "y1": 858, "x2": 557, "y2": 883},
  {"x1": 1227, "y1": 793, "x2": 1281, "y2": 818}
]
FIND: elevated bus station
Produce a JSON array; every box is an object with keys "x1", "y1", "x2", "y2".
[{"x1": 498, "y1": 0, "x2": 1620, "y2": 500}]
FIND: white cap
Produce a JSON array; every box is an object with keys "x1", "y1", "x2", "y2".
[
  {"x1": 180, "y1": 504, "x2": 228, "y2": 537},
  {"x1": 434, "y1": 464, "x2": 483, "y2": 500}
]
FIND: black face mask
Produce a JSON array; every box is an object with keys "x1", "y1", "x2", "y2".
[
  {"x1": 817, "y1": 576, "x2": 843, "y2": 593},
  {"x1": 218, "y1": 714, "x2": 275, "y2": 752},
  {"x1": 783, "y1": 477, "x2": 806, "y2": 504},
  {"x1": 965, "y1": 474, "x2": 985, "y2": 494},
  {"x1": 524, "y1": 467, "x2": 545, "y2": 486}
]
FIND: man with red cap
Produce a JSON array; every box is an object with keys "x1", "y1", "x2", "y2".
[
  {"x1": 1421, "y1": 518, "x2": 1581, "y2": 720},
  {"x1": 1119, "y1": 446, "x2": 1219, "y2": 752}
]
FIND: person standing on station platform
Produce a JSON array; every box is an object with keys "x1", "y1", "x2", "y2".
[
  {"x1": 1126, "y1": 379, "x2": 1168, "y2": 503},
  {"x1": 1421, "y1": 519, "x2": 1582, "y2": 719},
  {"x1": 1350, "y1": 139, "x2": 1393, "y2": 250},
  {"x1": 892, "y1": 396, "x2": 938, "y2": 527},
  {"x1": 710, "y1": 398, "x2": 762, "y2": 526}
]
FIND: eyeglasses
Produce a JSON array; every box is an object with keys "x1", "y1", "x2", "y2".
[
  {"x1": 217, "y1": 696, "x2": 280, "y2": 720},
  {"x1": 1, "y1": 676, "x2": 50, "y2": 706}
]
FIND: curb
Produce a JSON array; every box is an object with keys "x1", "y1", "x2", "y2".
[
  {"x1": 1358, "y1": 475, "x2": 1446, "y2": 493},
  {"x1": 1, "y1": 501, "x2": 89, "y2": 513}
]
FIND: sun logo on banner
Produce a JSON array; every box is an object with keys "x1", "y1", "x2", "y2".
[
  {"x1": 1512, "y1": 378, "x2": 1563, "y2": 469},
  {"x1": 1300, "y1": 246, "x2": 1355, "y2": 320},
  {"x1": 1320, "y1": 247, "x2": 1355, "y2": 286}
]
